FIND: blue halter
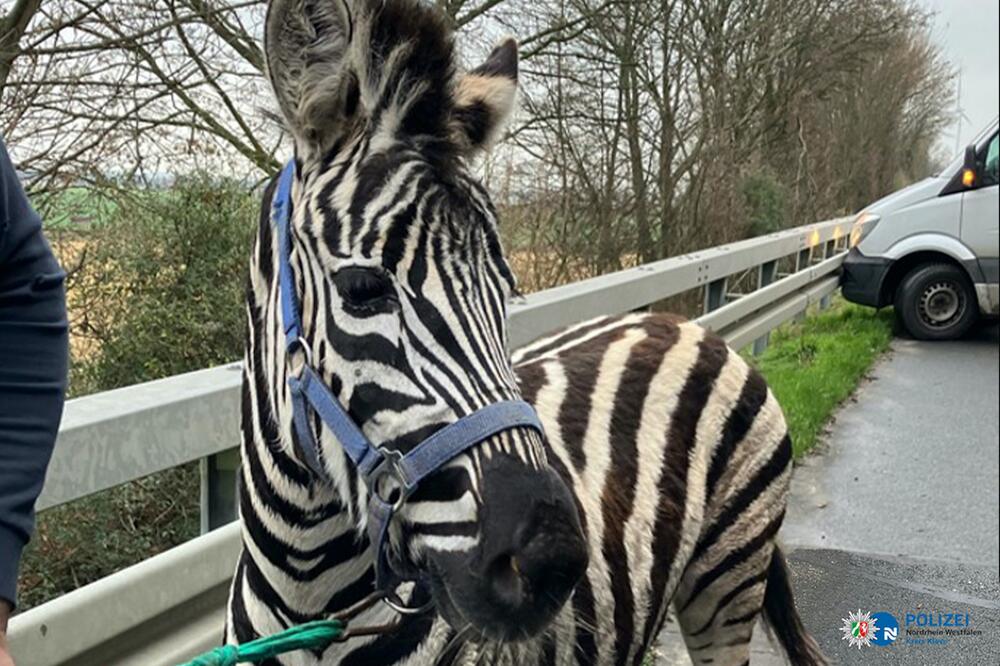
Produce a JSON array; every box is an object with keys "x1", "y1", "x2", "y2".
[{"x1": 272, "y1": 162, "x2": 545, "y2": 595}]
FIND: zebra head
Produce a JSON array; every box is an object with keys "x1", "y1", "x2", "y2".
[{"x1": 263, "y1": 0, "x2": 587, "y2": 640}]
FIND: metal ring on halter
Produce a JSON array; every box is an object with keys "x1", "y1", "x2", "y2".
[
  {"x1": 382, "y1": 589, "x2": 435, "y2": 615},
  {"x1": 287, "y1": 336, "x2": 313, "y2": 373},
  {"x1": 369, "y1": 449, "x2": 411, "y2": 512}
]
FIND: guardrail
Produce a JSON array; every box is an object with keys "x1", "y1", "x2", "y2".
[{"x1": 9, "y1": 216, "x2": 854, "y2": 666}]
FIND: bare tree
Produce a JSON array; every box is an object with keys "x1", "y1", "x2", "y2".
[
  {"x1": 492, "y1": 0, "x2": 952, "y2": 290},
  {"x1": 0, "y1": 0, "x2": 42, "y2": 99},
  {"x1": 2, "y1": 0, "x2": 281, "y2": 193}
]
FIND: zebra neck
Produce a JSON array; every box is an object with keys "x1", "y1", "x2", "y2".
[{"x1": 239, "y1": 357, "x2": 377, "y2": 620}]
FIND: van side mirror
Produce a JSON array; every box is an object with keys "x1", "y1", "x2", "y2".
[{"x1": 962, "y1": 144, "x2": 977, "y2": 187}]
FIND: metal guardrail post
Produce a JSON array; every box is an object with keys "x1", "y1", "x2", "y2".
[
  {"x1": 703, "y1": 277, "x2": 727, "y2": 313},
  {"x1": 794, "y1": 249, "x2": 812, "y2": 322},
  {"x1": 200, "y1": 448, "x2": 240, "y2": 533},
  {"x1": 796, "y1": 248, "x2": 811, "y2": 272},
  {"x1": 752, "y1": 260, "x2": 778, "y2": 355},
  {"x1": 820, "y1": 240, "x2": 837, "y2": 310}
]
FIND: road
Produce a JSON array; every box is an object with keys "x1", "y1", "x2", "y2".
[{"x1": 659, "y1": 322, "x2": 1000, "y2": 665}]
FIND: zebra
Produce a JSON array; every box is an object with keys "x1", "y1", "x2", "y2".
[{"x1": 225, "y1": 1, "x2": 826, "y2": 665}]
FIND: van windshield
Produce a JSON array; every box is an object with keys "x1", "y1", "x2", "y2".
[{"x1": 939, "y1": 118, "x2": 1000, "y2": 177}]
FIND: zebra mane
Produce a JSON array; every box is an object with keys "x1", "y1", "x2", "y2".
[
  {"x1": 267, "y1": 0, "x2": 458, "y2": 160},
  {"x1": 347, "y1": 0, "x2": 457, "y2": 141},
  {"x1": 267, "y1": 0, "x2": 518, "y2": 167}
]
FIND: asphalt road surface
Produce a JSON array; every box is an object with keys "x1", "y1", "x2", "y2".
[{"x1": 659, "y1": 322, "x2": 1000, "y2": 665}]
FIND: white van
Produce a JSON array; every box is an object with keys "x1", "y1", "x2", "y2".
[{"x1": 841, "y1": 117, "x2": 999, "y2": 339}]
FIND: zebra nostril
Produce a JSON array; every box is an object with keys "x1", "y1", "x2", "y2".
[
  {"x1": 487, "y1": 552, "x2": 525, "y2": 607},
  {"x1": 521, "y1": 529, "x2": 588, "y2": 599}
]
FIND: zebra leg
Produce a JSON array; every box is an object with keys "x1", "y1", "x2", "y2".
[{"x1": 673, "y1": 540, "x2": 774, "y2": 666}]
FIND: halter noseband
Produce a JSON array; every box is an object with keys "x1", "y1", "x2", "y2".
[{"x1": 272, "y1": 162, "x2": 545, "y2": 597}]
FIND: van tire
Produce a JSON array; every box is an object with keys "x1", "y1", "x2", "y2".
[{"x1": 894, "y1": 263, "x2": 978, "y2": 340}]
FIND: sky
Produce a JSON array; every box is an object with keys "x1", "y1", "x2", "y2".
[{"x1": 921, "y1": 0, "x2": 1000, "y2": 156}]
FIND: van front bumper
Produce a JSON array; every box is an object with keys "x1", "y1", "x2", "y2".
[
  {"x1": 976, "y1": 284, "x2": 1000, "y2": 316},
  {"x1": 840, "y1": 248, "x2": 892, "y2": 308}
]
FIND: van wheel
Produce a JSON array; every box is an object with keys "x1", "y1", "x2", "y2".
[{"x1": 894, "y1": 263, "x2": 978, "y2": 340}]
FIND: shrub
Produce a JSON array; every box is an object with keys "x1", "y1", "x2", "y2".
[
  {"x1": 18, "y1": 176, "x2": 259, "y2": 611},
  {"x1": 68, "y1": 175, "x2": 258, "y2": 395},
  {"x1": 742, "y1": 172, "x2": 790, "y2": 238},
  {"x1": 18, "y1": 463, "x2": 201, "y2": 610}
]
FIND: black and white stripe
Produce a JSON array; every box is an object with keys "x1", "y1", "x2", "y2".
[{"x1": 507, "y1": 315, "x2": 803, "y2": 666}]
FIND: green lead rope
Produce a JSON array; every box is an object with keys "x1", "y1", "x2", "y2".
[{"x1": 178, "y1": 619, "x2": 345, "y2": 666}]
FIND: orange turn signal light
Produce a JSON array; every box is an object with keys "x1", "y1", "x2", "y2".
[
  {"x1": 850, "y1": 227, "x2": 862, "y2": 248},
  {"x1": 962, "y1": 168, "x2": 975, "y2": 187}
]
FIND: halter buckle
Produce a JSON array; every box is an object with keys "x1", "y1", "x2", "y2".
[{"x1": 370, "y1": 448, "x2": 411, "y2": 512}]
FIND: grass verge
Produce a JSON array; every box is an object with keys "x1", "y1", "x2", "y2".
[{"x1": 747, "y1": 298, "x2": 894, "y2": 458}]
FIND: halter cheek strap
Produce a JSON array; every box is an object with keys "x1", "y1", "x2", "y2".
[{"x1": 272, "y1": 162, "x2": 544, "y2": 593}]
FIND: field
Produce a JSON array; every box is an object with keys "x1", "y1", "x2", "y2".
[{"x1": 34, "y1": 187, "x2": 118, "y2": 230}]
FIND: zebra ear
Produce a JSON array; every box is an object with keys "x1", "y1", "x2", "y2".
[
  {"x1": 451, "y1": 38, "x2": 518, "y2": 154},
  {"x1": 265, "y1": 0, "x2": 360, "y2": 151}
]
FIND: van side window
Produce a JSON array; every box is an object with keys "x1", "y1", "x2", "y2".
[{"x1": 982, "y1": 133, "x2": 999, "y2": 187}]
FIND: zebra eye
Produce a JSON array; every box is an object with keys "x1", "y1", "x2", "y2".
[{"x1": 333, "y1": 267, "x2": 397, "y2": 311}]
